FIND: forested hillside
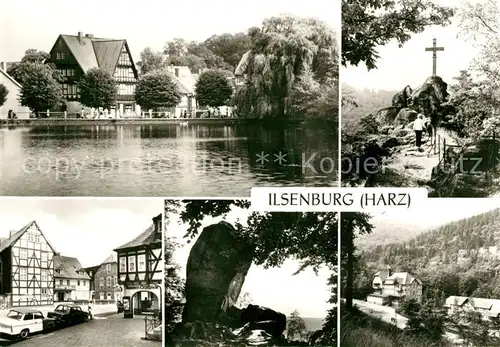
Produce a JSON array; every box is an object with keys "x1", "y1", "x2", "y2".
[
  {"x1": 359, "y1": 208, "x2": 500, "y2": 300},
  {"x1": 342, "y1": 85, "x2": 397, "y2": 132}
]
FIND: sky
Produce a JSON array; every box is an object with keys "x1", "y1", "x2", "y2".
[
  {"x1": 0, "y1": 198, "x2": 162, "y2": 267},
  {"x1": 342, "y1": 0, "x2": 481, "y2": 91},
  {"x1": 166, "y1": 201, "x2": 332, "y2": 319},
  {"x1": 0, "y1": 0, "x2": 340, "y2": 64},
  {"x1": 371, "y1": 198, "x2": 500, "y2": 228}
]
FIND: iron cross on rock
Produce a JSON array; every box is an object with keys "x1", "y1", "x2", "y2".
[{"x1": 425, "y1": 38, "x2": 444, "y2": 76}]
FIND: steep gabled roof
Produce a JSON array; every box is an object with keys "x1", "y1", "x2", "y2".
[
  {"x1": 383, "y1": 272, "x2": 420, "y2": 286},
  {"x1": 60, "y1": 35, "x2": 99, "y2": 73},
  {"x1": 0, "y1": 221, "x2": 56, "y2": 254},
  {"x1": 55, "y1": 34, "x2": 133, "y2": 76},
  {"x1": 54, "y1": 255, "x2": 91, "y2": 280},
  {"x1": 92, "y1": 40, "x2": 125, "y2": 74},
  {"x1": 114, "y1": 224, "x2": 160, "y2": 251},
  {"x1": 101, "y1": 253, "x2": 117, "y2": 264}
]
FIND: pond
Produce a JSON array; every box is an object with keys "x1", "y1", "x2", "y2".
[{"x1": 0, "y1": 121, "x2": 338, "y2": 196}]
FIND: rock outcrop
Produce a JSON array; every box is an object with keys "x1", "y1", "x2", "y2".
[{"x1": 182, "y1": 222, "x2": 254, "y2": 323}]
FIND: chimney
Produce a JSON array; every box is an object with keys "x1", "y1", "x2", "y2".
[
  {"x1": 174, "y1": 68, "x2": 179, "y2": 77},
  {"x1": 77, "y1": 31, "x2": 83, "y2": 43},
  {"x1": 85, "y1": 34, "x2": 94, "y2": 38},
  {"x1": 386, "y1": 265, "x2": 392, "y2": 276},
  {"x1": 9, "y1": 230, "x2": 16, "y2": 238},
  {"x1": 0, "y1": 62, "x2": 5, "y2": 71}
]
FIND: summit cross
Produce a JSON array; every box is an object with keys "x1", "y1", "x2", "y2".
[{"x1": 425, "y1": 38, "x2": 444, "y2": 76}]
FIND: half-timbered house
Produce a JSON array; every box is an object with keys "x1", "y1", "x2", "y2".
[
  {"x1": 114, "y1": 213, "x2": 162, "y2": 315},
  {"x1": 0, "y1": 221, "x2": 56, "y2": 307},
  {"x1": 47, "y1": 32, "x2": 139, "y2": 115}
]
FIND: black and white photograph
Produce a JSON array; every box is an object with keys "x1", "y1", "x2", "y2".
[
  {"x1": 164, "y1": 200, "x2": 337, "y2": 346},
  {"x1": 341, "y1": 0, "x2": 500, "y2": 197},
  {"x1": 0, "y1": 0, "x2": 339, "y2": 197},
  {"x1": 0, "y1": 198, "x2": 162, "y2": 346},
  {"x1": 340, "y1": 199, "x2": 500, "y2": 347}
]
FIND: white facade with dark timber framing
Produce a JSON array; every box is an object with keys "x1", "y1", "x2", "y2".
[
  {"x1": 114, "y1": 214, "x2": 162, "y2": 315},
  {"x1": 0, "y1": 221, "x2": 56, "y2": 307}
]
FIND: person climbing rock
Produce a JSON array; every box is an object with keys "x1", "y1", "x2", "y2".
[{"x1": 413, "y1": 114, "x2": 425, "y2": 151}]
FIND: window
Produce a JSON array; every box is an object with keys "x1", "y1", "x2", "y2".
[
  {"x1": 118, "y1": 83, "x2": 135, "y2": 95},
  {"x1": 20, "y1": 249, "x2": 27, "y2": 259},
  {"x1": 118, "y1": 51, "x2": 131, "y2": 66},
  {"x1": 67, "y1": 280, "x2": 70, "y2": 286},
  {"x1": 106, "y1": 264, "x2": 111, "y2": 272},
  {"x1": 138, "y1": 254, "x2": 146, "y2": 272},
  {"x1": 100, "y1": 293, "x2": 105, "y2": 300},
  {"x1": 107, "y1": 293, "x2": 112, "y2": 300},
  {"x1": 77, "y1": 280, "x2": 80, "y2": 286},
  {"x1": 83, "y1": 280, "x2": 86, "y2": 286},
  {"x1": 20, "y1": 268, "x2": 27, "y2": 281},
  {"x1": 119, "y1": 257, "x2": 126, "y2": 273},
  {"x1": 106, "y1": 277, "x2": 111, "y2": 288},
  {"x1": 59, "y1": 279, "x2": 63, "y2": 285},
  {"x1": 34, "y1": 312, "x2": 43, "y2": 319},
  {"x1": 41, "y1": 270, "x2": 47, "y2": 281},
  {"x1": 24, "y1": 313, "x2": 34, "y2": 320},
  {"x1": 100, "y1": 278, "x2": 104, "y2": 289},
  {"x1": 41, "y1": 252, "x2": 47, "y2": 262},
  {"x1": 42, "y1": 288, "x2": 48, "y2": 294},
  {"x1": 34, "y1": 233, "x2": 40, "y2": 243},
  {"x1": 114, "y1": 67, "x2": 135, "y2": 82},
  {"x1": 128, "y1": 256, "x2": 136, "y2": 272}
]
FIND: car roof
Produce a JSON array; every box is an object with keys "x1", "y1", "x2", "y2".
[
  {"x1": 10, "y1": 308, "x2": 42, "y2": 314},
  {"x1": 56, "y1": 304, "x2": 79, "y2": 307}
]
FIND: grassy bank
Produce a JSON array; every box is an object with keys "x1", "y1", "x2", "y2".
[{"x1": 340, "y1": 308, "x2": 453, "y2": 347}]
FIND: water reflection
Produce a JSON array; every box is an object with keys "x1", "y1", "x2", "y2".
[{"x1": 0, "y1": 122, "x2": 338, "y2": 196}]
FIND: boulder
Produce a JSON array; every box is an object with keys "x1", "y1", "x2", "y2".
[
  {"x1": 394, "y1": 108, "x2": 417, "y2": 126},
  {"x1": 392, "y1": 85, "x2": 413, "y2": 109},
  {"x1": 182, "y1": 222, "x2": 255, "y2": 323},
  {"x1": 408, "y1": 75, "x2": 449, "y2": 124},
  {"x1": 376, "y1": 106, "x2": 399, "y2": 125},
  {"x1": 393, "y1": 128, "x2": 412, "y2": 138},
  {"x1": 381, "y1": 137, "x2": 400, "y2": 149},
  {"x1": 379, "y1": 125, "x2": 393, "y2": 135},
  {"x1": 240, "y1": 305, "x2": 287, "y2": 338}
]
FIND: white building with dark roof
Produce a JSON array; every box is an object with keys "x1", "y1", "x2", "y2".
[
  {"x1": 53, "y1": 255, "x2": 90, "y2": 302},
  {"x1": 0, "y1": 63, "x2": 31, "y2": 119},
  {"x1": 0, "y1": 221, "x2": 56, "y2": 307},
  {"x1": 366, "y1": 266, "x2": 422, "y2": 307},
  {"x1": 445, "y1": 296, "x2": 500, "y2": 320},
  {"x1": 114, "y1": 213, "x2": 162, "y2": 315}
]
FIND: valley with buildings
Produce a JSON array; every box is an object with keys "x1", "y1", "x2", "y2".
[{"x1": 341, "y1": 203, "x2": 500, "y2": 347}]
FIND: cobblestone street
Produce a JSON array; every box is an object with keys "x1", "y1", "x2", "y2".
[{"x1": 0, "y1": 314, "x2": 160, "y2": 347}]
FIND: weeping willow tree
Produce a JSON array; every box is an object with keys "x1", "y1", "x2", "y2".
[{"x1": 234, "y1": 15, "x2": 339, "y2": 119}]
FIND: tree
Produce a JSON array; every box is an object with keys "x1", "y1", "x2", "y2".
[
  {"x1": 402, "y1": 298, "x2": 448, "y2": 342},
  {"x1": 138, "y1": 47, "x2": 167, "y2": 75},
  {"x1": 20, "y1": 49, "x2": 49, "y2": 64},
  {"x1": 0, "y1": 83, "x2": 8, "y2": 107},
  {"x1": 204, "y1": 33, "x2": 252, "y2": 69},
  {"x1": 78, "y1": 68, "x2": 117, "y2": 110},
  {"x1": 8, "y1": 49, "x2": 60, "y2": 84},
  {"x1": 164, "y1": 38, "x2": 189, "y2": 57},
  {"x1": 342, "y1": 0, "x2": 454, "y2": 69},
  {"x1": 195, "y1": 70, "x2": 233, "y2": 107},
  {"x1": 135, "y1": 71, "x2": 181, "y2": 111},
  {"x1": 19, "y1": 63, "x2": 63, "y2": 113},
  {"x1": 340, "y1": 212, "x2": 373, "y2": 312},
  {"x1": 286, "y1": 310, "x2": 307, "y2": 341},
  {"x1": 167, "y1": 199, "x2": 338, "y2": 346},
  {"x1": 233, "y1": 15, "x2": 338, "y2": 119}
]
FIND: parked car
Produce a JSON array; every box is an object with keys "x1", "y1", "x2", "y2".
[
  {"x1": 0, "y1": 308, "x2": 56, "y2": 340},
  {"x1": 47, "y1": 304, "x2": 89, "y2": 327}
]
